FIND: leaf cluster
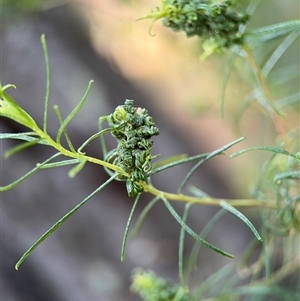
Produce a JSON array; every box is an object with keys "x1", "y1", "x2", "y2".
[
  {"x1": 1, "y1": 2, "x2": 299, "y2": 301},
  {"x1": 1, "y1": 36, "x2": 269, "y2": 272}
]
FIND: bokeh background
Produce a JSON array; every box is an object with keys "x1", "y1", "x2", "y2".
[{"x1": 1, "y1": 1, "x2": 299, "y2": 300}]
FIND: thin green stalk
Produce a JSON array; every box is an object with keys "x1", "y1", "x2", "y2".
[
  {"x1": 33, "y1": 126, "x2": 126, "y2": 175},
  {"x1": 143, "y1": 183, "x2": 276, "y2": 208}
]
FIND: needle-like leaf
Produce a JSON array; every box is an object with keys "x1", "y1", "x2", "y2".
[
  {"x1": 162, "y1": 197, "x2": 235, "y2": 259},
  {"x1": 15, "y1": 175, "x2": 116, "y2": 270},
  {"x1": 220, "y1": 200, "x2": 263, "y2": 242}
]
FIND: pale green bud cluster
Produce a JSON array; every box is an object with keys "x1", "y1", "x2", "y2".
[{"x1": 131, "y1": 269, "x2": 191, "y2": 301}]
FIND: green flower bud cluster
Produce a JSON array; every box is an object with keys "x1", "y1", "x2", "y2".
[
  {"x1": 131, "y1": 269, "x2": 191, "y2": 301},
  {"x1": 139, "y1": 0, "x2": 249, "y2": 53},
  {"x1": 106, "y1": 100, "x2": 159, "y2": 197}
]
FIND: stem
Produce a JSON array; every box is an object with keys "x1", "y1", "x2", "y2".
[
  {"x1": 32, "y1": 126, "x2": 276, "y2": 209},
  {"x1": 34, "y1": 127, "x2": 127, "y2": 176},
  {"x1": 143, "y1": 183, "x2": 277, "y2": 209}
]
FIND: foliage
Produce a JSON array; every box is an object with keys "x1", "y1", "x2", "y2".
[
  {"x1": 1, "y1": 1, "x2": 299, "y2": 301},
  {"x1": 137, "y1": 0, "x2": 249, "y2": 57}
]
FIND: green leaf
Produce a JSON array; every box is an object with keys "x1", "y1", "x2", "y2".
[
  {"x1": 276, "y1": 93, "x2": 300, "y2": 109},
  {"x1": 53, "y1": 105, "x2": 75, "y2": 152},
  {"x1": 38, "y1": 159, "x2": 81, "y2": 169},
  {"x1": 121, "y1": 194, "x2": 141, "y2": 262},
  {"x1": 235, "y1": 285, "x2": 298, "y2": 300},
  {"x1": 274, "y1": 170, "x2": 300, "y2": 182},
  {"x1": 262, "y1": 33, "x2": 299, "y2": 76},
  {"x1": 220, "y1": 200, "x2": 263, "y2": 242},
  {"x1": 194, "y1": 262, "x2": 236, "y2": 298},
  {"x1": 0, "y1": 153, "x2": 61, "y2": 192},
  {"x1": 151, "y1": 154, "x2": 187, "y2": 169},
  {"x1": 0, "y1": 84, "x2": 39, "y2": 130},
  {"x1": 41, "y1": 34, "x2": 51, "y2": 133},
  {"x1": 15, "y1": 174, "x2": 116, "y2": 270},
  {"x1": 68, "y1": 159, "x2": 87, "y2": 178},
  {"x1": 129, "y1": 196, "x2": 160, "y2": 239},
  {"x1": 189, "y1": 186, "x2": 210, "y2": 198},
  {"x1": 230, "y1": 146, "x2": 298, "y2": 160},
  {"x1": 148, "y1": 152, "x2": 211, "y2": 177},
  {"x1": 56, "y1": 80, "x2": 94, "y2": 144},
  {"x1": 5, "y1": 140, "x2": 40, "y2": 158},
  {"x1": 179, "y1": 203, "x2": 191, "y2": 290},
  {"x1": 187, "y1": 209, "x2": 227, "y2": 274},
  {"x1": 162, "y1": 197, "x2": 235, "y2": 259},
  {"x1": 219, "y1": 53, "x2": 237, "y2": 119},
  {"x1": 0, "y1": 132, "x2": 48, "y2": 144},
  {"x1": 245, "y1": 20, "x2": 300, "y2": 47},
  {"x1": 178, "y1": 137, "x2": 245, "y2": 193},
  {"x1": 77, "y1": 127, "x2": 115, "y2": 153}
]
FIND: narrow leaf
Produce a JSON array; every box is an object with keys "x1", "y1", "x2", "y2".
[
  {"x1": 5, "y1": 140, "x2": 39, "y2": 158},
  {"x1": 0, "y1": 132, "x2": 48, "y2": 145},
  {"x1": 0, "y1": 88, "x2": 38, "y2": 130},
  {"x1": 230, "y1": 146, "x2": 297, "y2": 160},
  {"x1": 274, "y1": 170, "x2": 300, "y2": 182},
  {"x1": 98, "y1": 116, "x2": 108, "y2": 158},
  {"x1": 195, "y1": 262, "x2": 236, "y2": 297},
  {"x1": 41, "y1": 34, "x2": 51, "y2": 133},
  {"x1": 152, "y1": 154, "x2": 187, "y2": 169},
  {"x1": 219, "y1": 53, "x2": 237, "y2": 119},
  {"x1": 262, "y1": 33, "x2": 299, "y2": 76},
  {"x1": 38, "y1": 159, "x2": 81, "y2": 169},
  {"x1": 178, "y1": 137, "x2": 245, "y2": 193},
  {"x1": 189, "y1": 186, "x2": 210, "y2": 198},
  {"x1": 15, "y1": 175, "x2": 116, "y2": 270},
  {"x1": 129, "y1": 196, "x2": 160, "y2": 239},
  {"x1": 56, "y1": 80, "x2": 94, "y2": 144},
  {"x1": 188, "y1": 209, "x2": 227, "y2": 274},
  {"x1": 53, "y1": 105, "x2": 75, "y2": 152},
  {"x1": 77, "y1": 127, "x2": 115, "y2": 153},
  {"x1": 179, "y1": 203, "x2": 191, "y2": 290},
  {"x1": 148, "y1": 152, "x2": 211, "y2": 177},
  {"x1": 68, "y1": 159, "x2": 87, "y2": 178},
  {"x1": 162, "y1": 197, "x2": 235, "y2": 258},
  {"x1": 121, "y1": 194, "x2": 141, "y2": 262},
  {"x1": 276, "y1": 93, "x2": 300, "y2": 109},
  {"x1": 0, "y1": 153, "x2": 61, "y2": 192},
  {"x1": 220, "y1": 200, "x2": 263, "y2": 242},
  {"x1": 245, "y1": 20, "x2": 300, "y2": 47}
]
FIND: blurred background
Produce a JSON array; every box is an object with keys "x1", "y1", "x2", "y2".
[{"x1": 1, "y1": 1, "x2": 299, "y2": 300}]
